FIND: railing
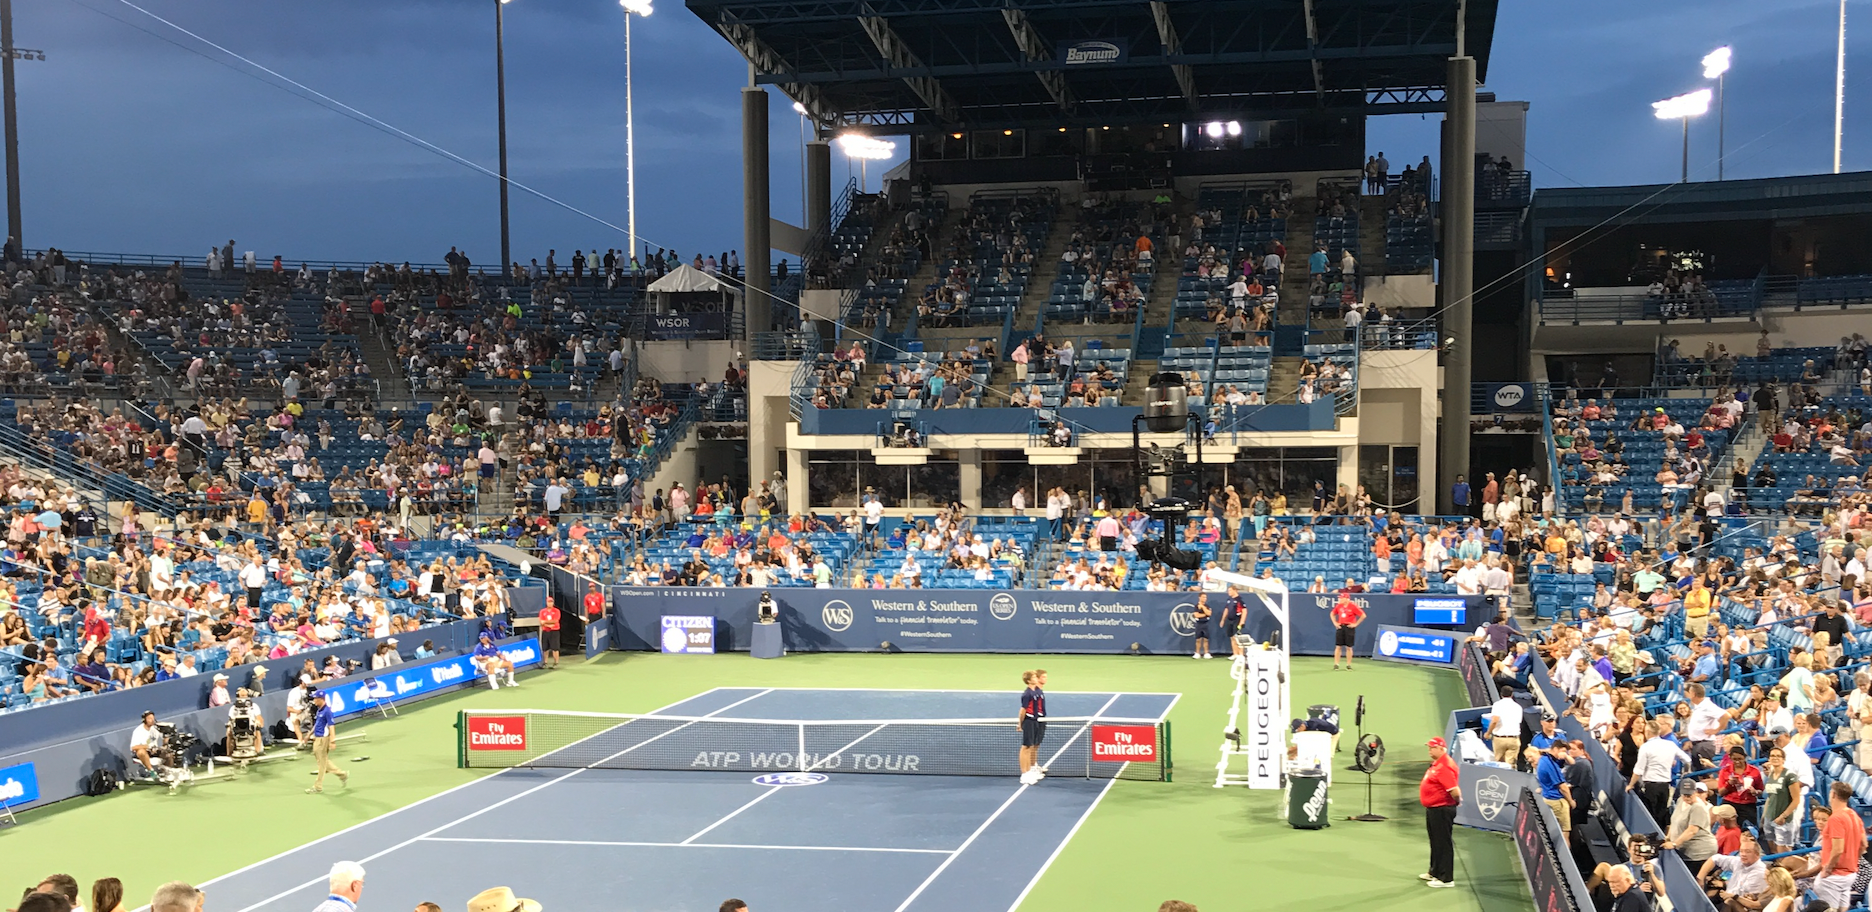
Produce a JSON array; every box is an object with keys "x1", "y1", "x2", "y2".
[
  {"x1": 1536, "y1": 288, "x2": 1761, "y2": 325},
  {"x1": 788, "y1": 352, "x2": 820, "y2": 420},
  {"x1": 0, "y1": 420, "x2": 177, "y2": 517},
  {"x1": 1476, "y1": 169, "x2": 1531, "y2": 207},
  {"x1": 801, "y1": 177, "x2": 861, "y2": 289},
  {"x1": 1357, "y1": 316, "x2": 1439, "y2": 351},
  {"x1": 1473, "y1": 209, "x2": 1524, "y2": 246},
  {"x1": 1538, "y1": 384, "x2": 1564, "y2": 519},
  {"x1": 752, "y1": 327, "x2": 821, "y2": 361}
]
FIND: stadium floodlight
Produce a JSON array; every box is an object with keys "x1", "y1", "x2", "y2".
[
  {"x1": 619, "y1": 0, "x2": 653, "y2": 260},
  {"x1": 1203, "y1": 122, "x2": 1224, "y2": 139},
  {"x1": 835, "y1": 134, "x2": 896, "y2": 191},
  {"x1": 793, "y1": 101, "x2": 806, "y2": 114},
  {"x1": 1653, "y1": 88, "x2": 1712, "y2": 183},
  {"x1": 1703, "y1": 47, "x2": 1731, "y2": 179},
  {"x1": 1225, "y1": 121, "x2": 1242, "y2": 137}
]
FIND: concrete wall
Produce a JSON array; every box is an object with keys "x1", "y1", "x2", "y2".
[
  {"x1": 747, "y1": 360, "x2": 796, "y2": 495},
  {"x1": 799, "y1": 289, "x2": 844, "y2": 323},
  {"x1": 637, "y1": 340, "x2": 741, "y2": 386},
  {"x1": 770, "y1": 218, "x2": 808, "y2": 257},
  {"x1": 1358, "y1": 349, "x2": 1440, "y2": 495},
  {"x1": 644, "y1": 423, "x2": 701, "y2": 501},
  {"x1": 1364, "y1": 274, "x2": 1436, "y2": 311}
]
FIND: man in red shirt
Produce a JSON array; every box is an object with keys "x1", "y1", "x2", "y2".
[
  {"x1": 1330, "y1": 593, "x2": 1365, "y2": 670},
  {"x1": 583, "y1": 583, "x2": 606, "y2": 620},
  {"x1": 1421, "y1": 736, "x2": 1461, "y2": 888},
  {"x1": 536, "y1": 601, "x2": 562, "y2": 670},
  {"x1": 1815, "y1": 781, "x2": 1865, "y2": 909}
]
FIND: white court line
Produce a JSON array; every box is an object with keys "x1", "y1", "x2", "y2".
[
  {"x1": 679, "y1": 787, "x2": 783, "y2": 844},
  {"x1": 1000, "y1": 776, "x2": 1120, "y2": 912},
  {"x1": 223, "y1": 687, "x2": 776, "y2": 912},
  {"x1": 145, "y1": 686, "x2": 732, "y2": 912},
  {"x1": 886, "y1": 693, "x2": 1124, "y2": 912},
  {"x1": 420, "y1": 836, "x2": 952, "y2": 854},
  {"x1": 751, "y1": 687, "x2": 1184, "y2": 696}
]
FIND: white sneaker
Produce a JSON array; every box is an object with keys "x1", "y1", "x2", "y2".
[
  {"x1": 1019, "y1": 770, "x2": 1039, "y2": 785},
  {"x1": 1426, "y1": 880, "x2": 1455, "y2": 889},
  {"x1": 1418, "y1": 874, "x2": 1435, "y2": 882},
  {"x1": 1192, "y1": 653, "x2": 1201, "y2": 659},
  {"x1": 488, "y1": 677, "x2": 500, "y2": 690},
  {"x1": 1034, "y1": 765, "x2": 1048, "y2": 776},
  {"x1": 507, "y1": 674, "x2": 519, "y2": 687}
]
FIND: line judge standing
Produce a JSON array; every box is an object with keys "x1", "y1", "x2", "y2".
[{"x1": 1420, "y1": 736, "x2": 1461, "y2": 889}]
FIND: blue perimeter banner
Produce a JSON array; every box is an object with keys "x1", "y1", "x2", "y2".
[
  {"x1": 319, "y1": 639, "x2": 542, "y2": 718},
  {"x1": 1371, "y1": 625, "x2": 1459, "y2": 665},
  {"x1": 610, "y1": 588, "x2": 1494, "y2": 657},
  {"x1": 0, "y1": 760, "x2": 39, "y2": 807}
]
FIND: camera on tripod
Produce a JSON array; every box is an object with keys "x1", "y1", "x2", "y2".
[
  {"x1": 153, "y1": 722, "x2": 200, "y2": 770},
  {"x1": 227, "y1": 690, "x2": 265, "y2": 760}
]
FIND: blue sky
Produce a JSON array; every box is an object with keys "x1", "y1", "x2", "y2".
[{"x1": 13, "y1": 0, "x2": 1872, "y2": 263}]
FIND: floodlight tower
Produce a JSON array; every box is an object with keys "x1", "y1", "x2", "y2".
[{"x1": 1652, "y1": 89, "x2": 1712, "y2": 183}]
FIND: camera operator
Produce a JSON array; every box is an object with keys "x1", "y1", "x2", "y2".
[
  {"x1": 226, "y1": 688, "x2": 266, "y2": 758},
  {"x1": 286, "y1": 677, "x2": 314, "y2": 746},
  {"x1": 1697, "y1": 837, "x2": 1769, "y2": 912},
  {"x1": 1585, "y1": 848, "x2": 1669, "y2": 912},
  {"x1": 130, "y1": 711, "x2": 163, "y2": 777}
]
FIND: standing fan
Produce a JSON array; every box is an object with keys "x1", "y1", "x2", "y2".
[{"x1": 1349, "y1": 733, "x2": 1387, "y2": 822}]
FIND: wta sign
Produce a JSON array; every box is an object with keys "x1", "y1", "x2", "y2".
[
  {"x1": 466, "y1": 715, "x2": 529, "y2": 751},
  {"x1": 1091, "y1": 724, "x2": 1158, "y2": 761}
]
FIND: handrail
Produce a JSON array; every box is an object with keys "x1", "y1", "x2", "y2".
[
  {"x1": 0, "y1": 419, "x2": 176, "y2": 517},
  {"x1": 1537, "y1": 288, "x2": 1761, "y2": 325},
  {"x1": 1540, "y1": 384, "x2": 1565, "y2": 520}
]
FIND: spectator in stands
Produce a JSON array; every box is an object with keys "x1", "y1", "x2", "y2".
[{"x1": 1697, "y1": 836, "x2": 1768, "y2": 912}]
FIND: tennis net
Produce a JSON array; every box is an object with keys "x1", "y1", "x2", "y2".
[{"x1": 456, "y1": 709, "x2": 1172, "y2": 781}]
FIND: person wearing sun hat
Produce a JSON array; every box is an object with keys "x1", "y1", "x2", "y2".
[
  {"x1": 467, "y1": 887, "x2": 541, "y2": 912},
  {"x1": 1420, "y1": 736, "x2": 1461, "y2": 888}
]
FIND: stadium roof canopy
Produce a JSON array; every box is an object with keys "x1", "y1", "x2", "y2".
[{"x1": 685, "y1": 0, "x2": 1497, "y2": 133}]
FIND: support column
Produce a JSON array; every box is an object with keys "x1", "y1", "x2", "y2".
[
  {"x1": 1438, "y1": 55, "x2": 1476, "y2": 514},
  {"x1": 1, "y1": 0, "x2": 22, "y2": 251},
  {"x1": 805, "y1": 139, "x2": 832, "y2": 236},
  {"x1": 958, "y1": 449, "x2": 982, "y2": 508},
  {"x1": 786, "y1": 448, "x2": 809, "y2": 515},
  {"x1": 742, "y1": 86, "x2": 773, "y2": 336}
]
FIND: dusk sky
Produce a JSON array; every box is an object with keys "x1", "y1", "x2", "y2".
[{"x1": 13, "y1": 0, "x2": 1870, "y2": 264}]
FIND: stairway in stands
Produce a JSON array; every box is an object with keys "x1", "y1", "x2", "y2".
[
  {"x1": 1359, "y1": 194, "x2": 1390, "y2": 280},
  {"x1": 353, "y1": 308, "x2": 415, "y2": 406}
]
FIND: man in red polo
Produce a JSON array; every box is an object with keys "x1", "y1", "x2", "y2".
[
  {"x1": 583, "y1": 583, "x2": 605, "y2": 619},
  {"x1": 1421, "y1": 736, "x2": 1461, "y2": 888},
  {"x1": 1330, "y1": 592, "x2": 1365, "y2": 670},
  {"x1": 536, "y1": 600, "x2": 562, "y2": 670}
]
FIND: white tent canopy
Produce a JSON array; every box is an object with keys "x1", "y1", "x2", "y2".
[{"x1": 646, "y1": 263, "x2": 725, "y2": 293}]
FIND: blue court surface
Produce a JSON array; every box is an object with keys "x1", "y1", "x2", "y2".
[{"x1": 200, "y1": 687, "x2": 1178, "y2": 912}]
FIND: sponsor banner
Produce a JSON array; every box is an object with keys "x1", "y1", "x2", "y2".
[
  {"x1": 647, "y1": 313, "x2": 729, "y2": 341},
  {"x1": 1480, "y1": 382, "x2": 1537, "y2": 412},
  {"x1": 466, "y1": 715, "x2": 529, "y2": 751},
  {"x1": 1090, "y1": 724, "x2": 1158, "y2": 762},
  {"x1": 1245, "y1": 645, "x2": 1284, "y2": 789},
  {"x1": 320, "y1": 639, "x2": 542, "y2": 718},
  {"x1": 611, "y1": 588, "x2": 1492, "y2": 656},
  {"x1": 1371, "y1": 625, "x2": 1457, "y2": 665},
  {"x1": 1058, "y1": 39, "x2": 1128, "y2": 66},
  {"x1": 1453, "y1": 758, "x2": 1537, "y2": 833},
  {"x1": 1515, "y1": 787, "x2": 1587, "y2": 912},
  {"x1": 0, "y1": 760, "x2": 39, "y2": 806},
  {"x1": 1457, "y1": 639, "x2": 1495, "y2": 707},
  {"x1": 661, "y1": 615, "x2": 717, "y2": 654}
]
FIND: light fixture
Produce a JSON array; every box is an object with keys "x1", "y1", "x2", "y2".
[
  {"x1": 1101, "y1": 125, "x2": 1109, "y2": 131},
  {"x1": 619, "y1": 0, "x2": 652, "y2": 14},
  {"x1": 1702, "y1": 46, "x2": 1732, "y2": 80},
  {"x1": 1203, "y1": 122, "x2": 1223, "y2": 138},
  {"x1": 1058, "y1": 127, "x2": 1067, "y2": 132},
  {"x1": 793, "y1": 101, "x2": 807, "y2": 114},
  {"x1": 1225, "y1": 121, "x2": 1242, "y2": 137},
  {"x1": 835, "y1": 134, "x2": 896, "y2": 159},
  {"x1": 1651, "y1": 88, "x2": 1712, "y2": 121},
  {"x1": 1003, "y1": 129, "x2": 1013, "y2": 136},
  {"x1": 951, "y1": 132, "x2": 963, "y2": 140}
]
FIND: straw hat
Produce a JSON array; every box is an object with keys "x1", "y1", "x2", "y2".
[{"x1": 467, "y1": 887, "x2": 540, "y2": 912}]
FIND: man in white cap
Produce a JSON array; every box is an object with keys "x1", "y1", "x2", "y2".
[
  {"x1": 467, "y1": 887, "x2": 540, "y2": 912},
  {"x1": 208, "y1": 673, "x2": 231, "y2": 708}
]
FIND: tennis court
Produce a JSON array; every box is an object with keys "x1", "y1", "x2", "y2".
[{"x1": 198, "y1": 686, "x2": 1178, "y2": 912}]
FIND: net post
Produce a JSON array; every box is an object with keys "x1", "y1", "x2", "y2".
[
  {"x1": 1162, "y1": 720, "x2": 1172, "y2": 782},
  {"x1": 456, "y1": 711, "x2": 467, "y2": 769},
  {"x1": 797, "y1": 723, "x2": 807, "y2": 772}
]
